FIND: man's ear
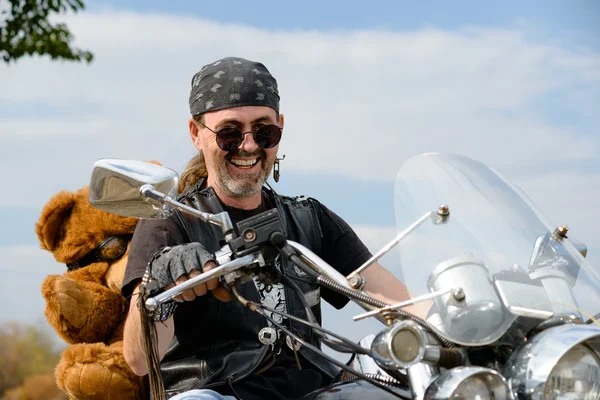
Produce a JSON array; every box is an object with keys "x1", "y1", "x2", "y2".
[
  {"x1": 35, "y1": 191, "x2": 77, "y2": 251},
  {"x1": 278, "y1": 113, "x2": 285, "y2": 130},
  {"x1": 189, "y1": 118, "x2": 203, "y2": 152}
]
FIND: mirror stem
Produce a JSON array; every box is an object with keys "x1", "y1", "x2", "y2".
[
  {"x1": 140, "y1": 185, "x2": 234, "y2": 235},
  {"x1": 347, "y1": 210, "x2": 437, "y2": 286}
]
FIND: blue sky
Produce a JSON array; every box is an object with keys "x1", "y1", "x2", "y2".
[
  {"x1": 87, "y1": 0, "x2": 600, "y2": 48},
  {"x1": 1, "y1": 1, "x2": 599, "y2": 347},
  {"x1": 3, "y1": 0, "x2": 600, "y2": 244}
]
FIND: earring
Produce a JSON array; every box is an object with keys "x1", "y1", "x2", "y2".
[{"x1": 273, "y1": 155, "x2": 286, "y2": 182}]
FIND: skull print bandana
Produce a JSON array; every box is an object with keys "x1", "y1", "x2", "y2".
[{"x1": 189, "y1": 57, "x2": 280, "y2": 116}]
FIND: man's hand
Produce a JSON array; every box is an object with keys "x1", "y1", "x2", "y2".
[{"x1": 148, "y1": 243, "x2": 231, "y2": 302}]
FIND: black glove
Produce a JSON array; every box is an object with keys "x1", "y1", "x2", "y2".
[
  {"x1": 146, "y1": 242, "x2": 216, "y2": 292},
  {"x1": 140, "y1": 243, "x2": 216, "y2": 321}
]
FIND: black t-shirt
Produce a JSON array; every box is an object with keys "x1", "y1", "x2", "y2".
[{"x1": 122, "y1": 191, "x2": 372, "y2": 399}]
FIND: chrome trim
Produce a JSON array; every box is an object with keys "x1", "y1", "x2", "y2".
[
  {"x1": 427, "y1": 256, "x2": 507, "y2": 344},
  {"x1": 304, "y1": 288, "x2": 320, "y2": 308},
  {"x1": 531, "y1": 314, "x2": 583, "y2": 334},
  {"x1": 503, "y1": 323, "x2": 600, "y2": 399},
  {"x1": 287, "y1": 241, "x2": 352, "y2": 289},
  {"x1": 158, "y1": 191, "x2": 234, "y2": 234},
  {"x1": 423, "y1": 366, "x2": 509, "y2": 400},
  {"x1": 352, "y1": 334, "x2": 395, "y2": 378},
  {"x1": 569, "y1": 237, "x2": 588, "y2": 258},
  {"x1": 409, "y1": 363, "x2": 439, "y2": 400},
  {"x1": 508, "y1": 306, "x2": 554, "y2": 320},
  {"x1": 88, "y1": 159, "x2": 235, "y2": 234},
  {"x1": 89, "y1": 158, "x2": 178, "y2": 219},
  {"x1": 422, "y1": 345, "x2": 441, "y2": 364},
  {"x1": 371, "y1": 320, "x2": 428, "y2": 369},
  {"x1": 287, "y1": 241, "x2": 396, "y2": 326}
]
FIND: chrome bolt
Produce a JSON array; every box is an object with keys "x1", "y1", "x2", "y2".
[
  {"x1": 557, "y1": 225, "x2": 569, "y2": 238},
  {"x1": 437, "y1": 205, "x2": 450, "y2": 217},
  {"x1": 348, "y1": 274, "x2": 363, "y2": 289},
  {"x1": 286, "y1": 335, "x2": 302, "y2": 351},
  {"x1": 243, "y1": 229, "x2": 257, "y2": 242},
  {"x1": 453, "y1": 288, "x2": 466, "y2": 301},
  {"x1": 258, "y1": 327, "x2": 277, "y2": 345},
  {"x1": 382, "y1": 312, "x2": 396, "y2": 326}
]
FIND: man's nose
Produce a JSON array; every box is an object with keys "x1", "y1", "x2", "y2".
[{"x1": 238, "y1": 131, "x2": 259, "y2": 152}]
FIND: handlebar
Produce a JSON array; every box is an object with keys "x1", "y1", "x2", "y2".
[{"x1": 144, "y1": 253, "x2": 262, "y2": 311}]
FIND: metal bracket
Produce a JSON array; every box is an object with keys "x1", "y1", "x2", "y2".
[{"x1": 353, "y1": 287, "x2": 459, "y2": 322}]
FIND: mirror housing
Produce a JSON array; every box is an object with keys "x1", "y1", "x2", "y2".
[{"x1": 88, "y1": 159, "x2": 179, "y2": 219}]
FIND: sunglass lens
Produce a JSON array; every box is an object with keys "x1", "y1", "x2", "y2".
[
  {"x1": 216, "y1": 128, "x2": 243, "y2": 152},
  {"x1": 254, "y1": 125, "x2": 282, "y2": 149},
  {"x1": 99, "y1": 237, "x2": 128, "y2": 261}
]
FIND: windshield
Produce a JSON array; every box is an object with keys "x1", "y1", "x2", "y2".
[{"x1": 394, "y1": 153, "x2": 600, "y2": 346}]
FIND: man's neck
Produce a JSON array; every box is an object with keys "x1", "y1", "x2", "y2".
[{"x1": 207, "y1": 180, "x2": 263, "y2": 210}]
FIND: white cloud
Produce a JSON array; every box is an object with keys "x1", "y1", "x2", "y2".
[
  {"x1": 1, "y1": 10, "x2": 599, "y2": 352},
  {"x1": 0, "y1": 11, "x2": 598, "y2": 207}
]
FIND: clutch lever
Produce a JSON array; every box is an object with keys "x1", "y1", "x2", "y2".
[{"x1": 144, "y1": 253, "x2": 262, "y2": 311}]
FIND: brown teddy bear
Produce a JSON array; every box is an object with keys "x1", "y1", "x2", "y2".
[{"x1": 36, "y1": 185, "x2": 146, "y2": 400}]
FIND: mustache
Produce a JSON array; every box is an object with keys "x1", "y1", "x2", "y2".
[{"x1": 226, "y1": 149, "x2": 266, "y2": 160}]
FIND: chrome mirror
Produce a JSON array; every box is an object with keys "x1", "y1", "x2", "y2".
[{"x1": 88, "y1": 159, "x2": 178, "y2": 219}]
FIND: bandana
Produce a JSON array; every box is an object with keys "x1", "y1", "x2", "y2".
[{"x1": 189, "y1": 57, "x2": 280, "y2": 116}]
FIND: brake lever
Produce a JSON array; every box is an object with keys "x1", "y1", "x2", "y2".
[{"x1": 145, "y1": 253, "x2": 261, "y2": 311}]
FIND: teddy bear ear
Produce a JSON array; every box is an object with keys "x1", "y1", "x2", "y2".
[{"x1": 35, "y1": 191, "x2": 77, "y2": 251}]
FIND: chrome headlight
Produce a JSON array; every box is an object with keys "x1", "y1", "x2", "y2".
[
  {"x1": 504, "y1": 323, "x2": 600, "y2": 399},
  {"x1": 424, "y1": 366, "x2": 509, "y2": 399},
  {"x1": 545, "y1": 344, "x2": 600, "y2": 399},
  {"x1": 371, "y1": 320, "x2": 429, "y2": 369}
]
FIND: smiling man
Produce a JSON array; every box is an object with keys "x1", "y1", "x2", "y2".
[
  {"x1": 192, "y1": 105, "x2": 283, "y2": 208},
  {"x1": 121, "y1": 57, "x2": 412, "y2": 400}
]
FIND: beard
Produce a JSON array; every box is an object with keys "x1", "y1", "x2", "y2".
[{"x1": 216, "y1": 149, "x2": 273, "y2": 199}]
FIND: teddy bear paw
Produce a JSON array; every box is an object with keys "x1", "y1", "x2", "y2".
[
  {"x1": 57, "y1": 343, "x2": 144, "y2": 400},
  {"x1": 43, "y1": 275, "x2": 93, "y2": 330}
]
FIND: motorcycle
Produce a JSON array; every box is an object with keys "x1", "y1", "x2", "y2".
[{"x1": 88, "y1": 152, "x2": 600, "y2": 400}]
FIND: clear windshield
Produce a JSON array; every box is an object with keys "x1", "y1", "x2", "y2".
[{"x1": 394, "y1": 153, "x2": 600, "y2": 346}]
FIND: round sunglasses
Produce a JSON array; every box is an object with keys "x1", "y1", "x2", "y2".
[
  {"x1": 197, "y1": 121, "x2": 282, "y2": 152},
  {"x1": 66, "y1": 234, "x2": 133, "y2": 271}
]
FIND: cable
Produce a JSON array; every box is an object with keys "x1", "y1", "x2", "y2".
[
  {"x1": 252, "y1": 303, "x2": 410, "y2": 399},
  {"x1": 585, "y1": 312, "x2": 600, "y2": 326},
  {"x1": 317, "y1": 275, "x2": 456, "y2": 348},
  {"x1": 278, "y1": 274, "x2": 368, "y2": 355},
  {"x1": 341, "y1": 372, "x2": 407, "y2": 388},
  {"x1": 271, "y1": 231, "x2": 456, "y2": 348},
  {"x1": 255, "y1": 299, "x2": 370, "y2": 355}
]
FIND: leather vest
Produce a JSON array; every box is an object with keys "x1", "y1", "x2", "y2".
[{"x1": 160, "y1": 182, "x2": 339, "y2": 398}]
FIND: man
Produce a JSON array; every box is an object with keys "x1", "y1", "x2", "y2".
[{"x1": 121, "y1": 57, "x2": 412, "y2": 400}]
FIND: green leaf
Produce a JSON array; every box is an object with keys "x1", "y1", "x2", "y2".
[{"x1": 1, "y1": 0, "x2": 94, "y2": 64}]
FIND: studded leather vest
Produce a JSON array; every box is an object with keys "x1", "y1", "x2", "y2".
[{"x1": 159, "y1": 182, "x2": 339, "y2": 398}]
